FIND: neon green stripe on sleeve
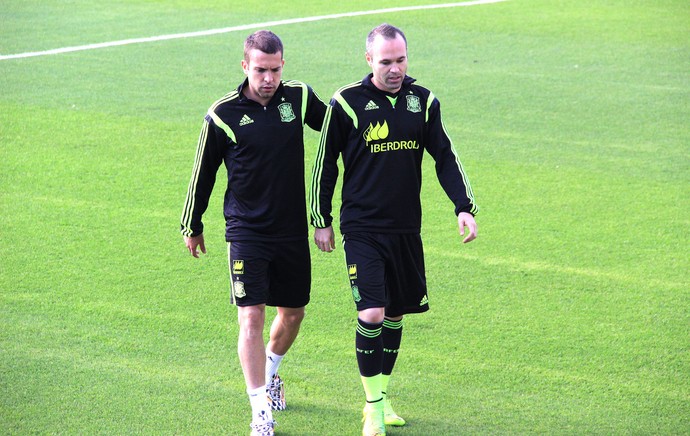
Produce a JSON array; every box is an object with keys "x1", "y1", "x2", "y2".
[
  {"x1": 207, "y1": 110, "x2": 236, "y2": 144},
  {"x1": 309, "y1": 105, "x2": 333, "y2": 228},
  {"x1": 334, "y1": 93, "x2": 358, "y2": 129}
]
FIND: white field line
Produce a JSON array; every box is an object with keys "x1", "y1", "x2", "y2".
[{"x1": 0, "y1": 0, "x2": 507, "y2": 61}]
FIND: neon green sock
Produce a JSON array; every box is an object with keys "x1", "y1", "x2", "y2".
[
  {"x1": 361, "y1": 374, "x2": 383, "y2": 403},
  {"x1": 381, "y1": 374, "x2": 391, "y2": 397}
]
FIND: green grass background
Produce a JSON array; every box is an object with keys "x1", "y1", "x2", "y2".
[{"x1": 1, "y1": 0, "x2": 688, "y2": 434}]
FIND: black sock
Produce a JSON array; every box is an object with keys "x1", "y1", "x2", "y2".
[
  {"x1": 382, "y1": 318, "x2": 403, "y2": 376},
  {"x1": 356, "y1": 318, "x2": 383, "y2": 377}
]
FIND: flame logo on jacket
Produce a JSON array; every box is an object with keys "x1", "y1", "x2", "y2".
[{"x1": 364, "y1": 121, "x2": 389, "y2": 143}]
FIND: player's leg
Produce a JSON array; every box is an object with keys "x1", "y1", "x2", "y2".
[
  {"x1": 229, "y1": 242, "x2": 274, "y2": 435},
  {"x1": 266, "y1": 306, "x2": 305, "y2": 361},
  {"x1": 358, "y1": 308, "x2": 386, "y2": 436},
  {"x1": 381, "y1": 315, "x2": 405, "y2": 426},
  {"x1": 378, "y1": 233, "x2": 429, "y2": 428},
  {"x1": 344, "y1": 232, "x2": 387, "y2": 435},
  {"x1": 237, "y1": 305, "x2": 268, "y2": 388},
  {"x1": 265, "y1": 306, "x2": 304, "y2": 411},
  {"x1": 238, "y1": 304, "x2": 275, "y2": 435},
  {"x1": 264, "y1": 239, "x2": 310, "y2": 411},
  {"x1": 358, "y1": 306, "x2": 386, "y2": 400},
  {"x1": 237, "y1": 305, "x2": 271, "y2": 404}
]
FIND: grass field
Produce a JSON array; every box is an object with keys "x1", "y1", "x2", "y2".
[{"x1": 1, "y1": 0, "x2": 688, "y2": 434}]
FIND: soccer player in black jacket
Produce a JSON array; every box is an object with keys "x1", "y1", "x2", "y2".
[
  {"x1": 310, "y1": 23, "x2": 478, "y2": 436},
  {"x1": 181, "y1": 30, "x2": 326, "y2": 436}
]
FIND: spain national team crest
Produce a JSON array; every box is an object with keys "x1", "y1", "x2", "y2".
[
  {"x1": 406, "y1": 95, "x2": 421, "y2": 113},
  {"x1": 351, "y1": 285, "x2": 361, "y2": 303},
  {"x1": 233, "y1": 281, "x2": 246, "y2": 298},
  {"x1": 278, "y1": 102, "x2": 296, "y2": 122}
]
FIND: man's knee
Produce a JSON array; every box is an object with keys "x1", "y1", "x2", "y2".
[
  {"x1": 278, "y1": 307, "x2": 305, "y2": 326},
  {"x1": 238, "y1": 305, "x2": 266, "y2": 335}
]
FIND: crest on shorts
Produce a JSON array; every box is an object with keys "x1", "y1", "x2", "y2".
[
  {"x1": 406, "y1": 95, "x2": 421, "y2": 113},
  {"x1": 233, "y1": 281, "x2": 246, "y2": 298},
  {"x1": 278, "y1": 102, "x2": 296, "y2": 122},
  {"x1": 232, "y1": 260, "x2": 244, "y2": 275},
  {"x1": 348, "y1": 264, "x2": 357, "y2": 280},
  {"x1": 351, "y1": 285, "x2": 361, "y2": 303}
]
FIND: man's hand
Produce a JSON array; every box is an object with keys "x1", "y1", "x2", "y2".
[
  {"x1": 184, "y1": 234, "x2": 207, "y2": 258},
  {"x1": 458, "y1": 212, "x2": 477, "y2": 244},
  {"x1": 314, "y1": 226, "x2": 336, "y2": 252}
]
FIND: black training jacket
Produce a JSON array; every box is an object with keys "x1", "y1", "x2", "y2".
[
  {"x1": 181, "y1": 79, "x2": 326, "y2": 242},
  {"x1": 310, "y1": 74, "x2": 477, "y2": 234}
]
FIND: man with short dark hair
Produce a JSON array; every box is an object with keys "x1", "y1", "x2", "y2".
[
  {"x1": 310, "y1": 23, "x2": 478, "y2": 436},
  {"x1": 181, "y1": 30, "x2": 326, "y2": 436}
]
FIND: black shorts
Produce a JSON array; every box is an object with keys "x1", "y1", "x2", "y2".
[
  {"x1": 227, "y1": 239, "x2": 311, "y2": 308},
  {"x1": 342, "y1": 232, "x2": 429, "y2": 317}
]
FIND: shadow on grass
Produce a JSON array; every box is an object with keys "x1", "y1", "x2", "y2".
[{"x1": 273, "y1": 400, "x2": 463, "y2": 435}]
